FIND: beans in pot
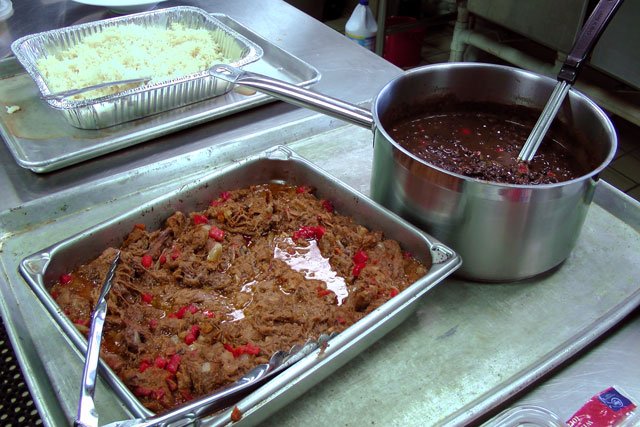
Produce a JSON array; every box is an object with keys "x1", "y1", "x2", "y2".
[{"x1": 389, "y1": 103, "x2": 589, "y2": 185}]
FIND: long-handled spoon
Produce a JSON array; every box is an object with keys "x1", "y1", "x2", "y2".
[
  {"x1": 517, "y1": 0, "x2": 624, "y2": 162},
  {"x1": 74, "y1": 250, "x2": 120, "y2": 427}
]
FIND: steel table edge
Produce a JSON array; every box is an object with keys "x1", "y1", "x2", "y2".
[{"x1": 441, "y1": 287, "x2": 640, "y2": 426}]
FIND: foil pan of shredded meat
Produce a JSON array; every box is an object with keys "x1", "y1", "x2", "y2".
[{"x1": 19, "y1": 146, "x2": 461, "y2": 425}]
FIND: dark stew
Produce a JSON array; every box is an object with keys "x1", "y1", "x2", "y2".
[{"x1": 389, "y1": 103, "x2": 590, "y2": 184}]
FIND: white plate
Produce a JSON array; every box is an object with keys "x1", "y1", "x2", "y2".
[{"x1": 71, "y1": 0, "x2": 166, "y2": 13}]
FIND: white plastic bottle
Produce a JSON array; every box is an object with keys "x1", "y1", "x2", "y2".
[{"x1": 345, "y1": 0, "x2": 378, "y2": 52}]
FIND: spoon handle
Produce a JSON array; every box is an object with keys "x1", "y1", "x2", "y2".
[
  {"x1": 74, "y1": 251, "x2": 120, "y2": 427},
  {"x1": 518, "y1": 0, "x2": 623, "y2": 162},
  {"x1": 558, "y1": 0, "x2": 624, "y2": 84},
  {"x1": 43, "y1": 78, "x2": 151, "y2": 101}
]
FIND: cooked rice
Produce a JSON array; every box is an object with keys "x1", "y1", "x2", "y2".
[{"x1": 37, "y1": 24, "x2": 229, "y2": 99}]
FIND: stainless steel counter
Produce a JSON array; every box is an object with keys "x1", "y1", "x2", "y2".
[{"x1": 1, "y1": 1, "x2": 639, "y2": 426}]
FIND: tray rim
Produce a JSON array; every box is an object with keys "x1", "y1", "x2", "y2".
[
  {"x1": 0, "y1": 12, "x2": 322, "y2": 173},
  {"x1": 17, "y1": 145, "x2": 462, "y2": 422}
]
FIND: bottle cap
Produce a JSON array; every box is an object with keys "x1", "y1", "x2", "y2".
[
  {"x1": 359, "y1": 0, "x2": 369, "y2": 5},
  {"x1": 0, "y1": 0, "x2": 13, "y2": 21}
]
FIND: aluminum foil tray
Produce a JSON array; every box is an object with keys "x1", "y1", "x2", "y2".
[
  {"x1": 10, "y1": 6, "x2": 263, "y2": 129},
  {"x1": 19, "y1": 146, "x2": 461, "y2": 424}
]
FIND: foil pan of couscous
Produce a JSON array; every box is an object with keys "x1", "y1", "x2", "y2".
[{"x1": 10, "y1": 6, "x2": 263, "y2": 129}]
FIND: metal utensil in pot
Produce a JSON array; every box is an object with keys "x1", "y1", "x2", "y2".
[{"x1": 518, "y1": 0, "x2": 624, "y2": 162}]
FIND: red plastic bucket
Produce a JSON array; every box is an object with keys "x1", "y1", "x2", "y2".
[{"x1": 383, "y1": 16, "x2": 425, "y2": 68}]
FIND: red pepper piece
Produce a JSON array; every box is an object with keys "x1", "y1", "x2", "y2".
[
  {"x1": 173, "y1": 306, "x2": 188, "y2": 319},
  {"x1": 141, "y1": 254, "x2": 153, "y2": 269},
  {"x1": 171, "y1": 246, "x2": 181, "y2": 260},
  {"x1": 158, "y1": 254, "x2": 167, "y2": 265},
  {"x1": 517, "y1": 162, "x2": 530, "y2": 174},
  {"x1": 224, "y1": 343, "x2": 261, "y2": 358},
  {"x1": 184, "y1": 333, "x2": 196, "y2": 345},
  {"x1": 460, "y1": 127, "x2": 472, "y2": 135},
  {"x1": 316, "y1": 286, "x2": 332, "y2": 297},
  {"x1": 295, "y1": 185, "x2": 311, "y2": 194},
  {"x1": 231, "y1": 406, "x2": 243, "y2": 422},
  {"x1": 336, "y1": 316, "x2": 346, "y2": 324},
  {"x1": 202, "y1": 310, "x2": 215, "y2": 318},
  {"x1": 50, "y1": 291, "x2": 59, "y2": 300},
  {"x1": 389, "y1": 287, "x2": 400, "y2": 298},
  {"x1": 353, "y1": 250, "x2": 368, "y2": 265},
  {"x1": 59, "y1": 273, "x2": 73, "y2": 285},
  {"x1": 321, "y1": 199, "x2": 334, "y2": 213},
  {"x1": 220, "y1": 191, "x2": 231, "y2": 201},
  {"x1": 223, "y1": 343, "x2": 242, "y2": 358},
  {"x1": 154, "y1": 356, "x2": 167, "y2": 369},
  {"x1": 292, "y1": 225, "x2": 325, "y2": 241},
  {"x1": 185, "y1": 324, "x2": 201, "y2": 345},
  {"x1": 166, "y1": 354, "x2": 181, "y2": 374},
  {"x1": 141, "y1": 293, "x2": 153, "y2": 304},
  {"x1": 193, "y1": 214, "x2": 208, "y2": 225},
  {"x1": 134, "y1": 386, "x2": 153, "y2": 397},
  {"x1": 187, "y1": 304, "x2": 199, "y2": 314},
  {"x1": 242, "y1": 343, "x2": 260, "y2": 355},
  {"x1": 139, "y1": 360, "x2": 152, "y2": 373},
  {"x1": 209, "y1": 226, "x2": 225, "y2": 242},
  {"x1": 352, "y1": 263, "x2": 365, "y2": 277},
  {"x1": 149, "y1": 318, "x2": 158, "y2": 330}
]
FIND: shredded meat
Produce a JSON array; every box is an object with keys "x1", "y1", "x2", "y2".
[{"x1": 50, "y1": 184, "x2": 431, "y2": 413}]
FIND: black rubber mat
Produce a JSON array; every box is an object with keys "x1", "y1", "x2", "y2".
[{"x1": 0, "y1": 317, "x2": 43, "y2": 426}]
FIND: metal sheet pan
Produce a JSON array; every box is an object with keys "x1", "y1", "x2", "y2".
[
  {"x1": 17, "y1": 145, "x2": 461, "y2": 423},
  {"x1": 0, "y1": 121, "x2": 638, "y2": 426},
  {"x1": 0, "y1": 13, "x2": 320, "y2": 173},
  {"x1": 11, "y1": 6, "x2": 264, "y2": 129}
]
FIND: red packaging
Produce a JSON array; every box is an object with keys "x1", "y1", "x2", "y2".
[{"x1": 567, "y1": 387, "x2": 637, "y2": 427}]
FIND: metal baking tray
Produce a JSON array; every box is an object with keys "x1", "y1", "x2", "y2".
[
  {"x1": 0, "y1": 14, "x2": 320, "y2": 173},
  {"x1": 18, "y1": 145, "x2": 461, "y2": 423},
  {"x1": 1, "y1": 121, "x2": 640, "y2": 425},
  {"x1": 11, "y1": 6, "x2": 263, "y2": 129}
]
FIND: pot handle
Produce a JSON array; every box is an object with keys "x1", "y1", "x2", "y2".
[{"x1": 209, "y1": 64, "x2": 375, "y2": 130}]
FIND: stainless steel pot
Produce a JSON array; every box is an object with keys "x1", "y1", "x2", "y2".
[{"x1": 211, "y1": 62, "x2": 617, "y2": 282}]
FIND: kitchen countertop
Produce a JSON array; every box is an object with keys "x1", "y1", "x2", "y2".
[{"x1": 0, "y1": 1, "x2": 639, "y2": 426}]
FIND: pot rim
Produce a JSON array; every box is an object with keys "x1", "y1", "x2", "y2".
[{"x1": 371, "y1": 62, "x2": 618, "y2": 189}]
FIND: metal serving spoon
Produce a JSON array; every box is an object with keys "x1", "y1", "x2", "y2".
[
  {"x1": 517, "y1": 0, "x2": 624, "y2": 162},
  {"x1": 42, "y1": 77, "x2": 151, "y2": 102},
  {"x1": 75, "y1": 250, "x2": 121, "y2": 427}
]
